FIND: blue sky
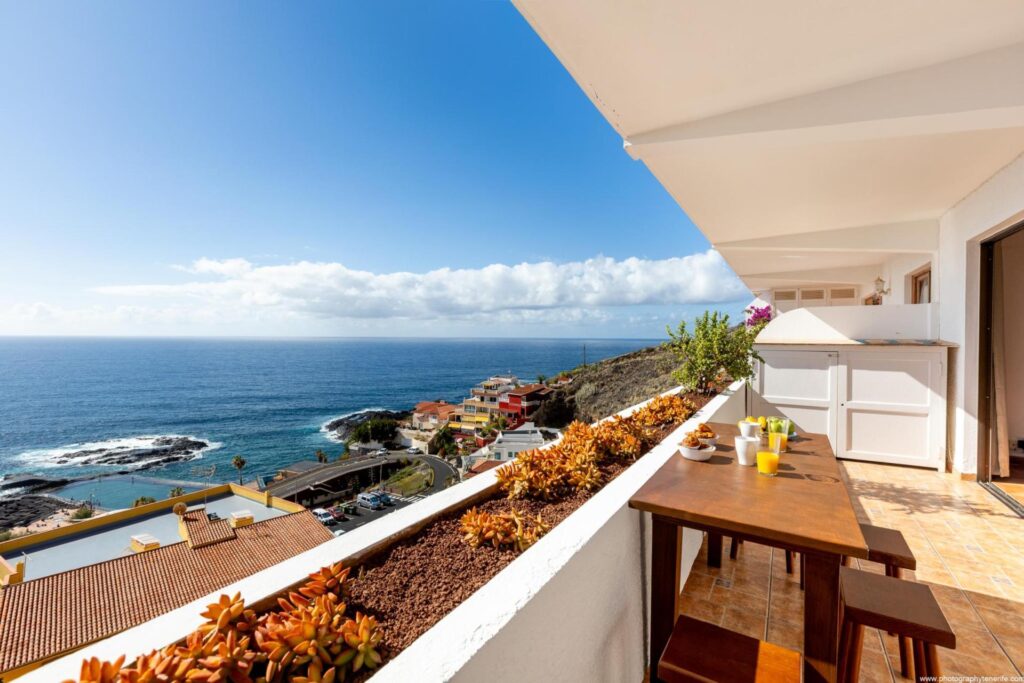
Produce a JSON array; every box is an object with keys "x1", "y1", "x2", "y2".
[{"x1": 0, "y1": 1, "x2": 749, "y2": 337}]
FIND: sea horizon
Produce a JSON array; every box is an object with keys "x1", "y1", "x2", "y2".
[{"x1": 0, "y1": 336, "x2": 661, "y2": 487}]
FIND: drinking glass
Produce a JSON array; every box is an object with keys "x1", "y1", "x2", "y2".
[
  {"x1": 756, "y1": 451, "x2": 779, "y2": 477},
  {"x1": 767, "y1": 417, "x2": 791, "y2": 452}
]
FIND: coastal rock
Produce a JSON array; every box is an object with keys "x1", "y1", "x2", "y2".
[
  {"x1": 324, "y1": 409, "x2": 410, "y2": 442},
  {"x1": 0, "y1": 495, "x2": 71, "y2": 530},
  {"x1": 53, "y1": 436, "x2": 210, "y2": 470}
]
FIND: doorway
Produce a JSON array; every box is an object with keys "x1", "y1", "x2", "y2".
[{"x1": 979, "y1": 221, "x2": 1024, "y2": 513}]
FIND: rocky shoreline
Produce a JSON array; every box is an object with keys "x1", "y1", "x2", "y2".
[
  {"x1": 52, "y1": 436, "x2": 210, "y2": 469},
  {"x1": 0, "y1": 495, "x2": 76, "y2": 532},
  {"x1": 322, "y1": 409, "x2": 411, "y2": 442}
]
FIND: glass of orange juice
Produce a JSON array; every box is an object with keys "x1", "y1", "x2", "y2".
[
  {"x1": 768, "y1": 431, "x2": 788, "y2": 453},
  {"x1": 756, "y1": 451, "x2": 779, "y2": 477}
]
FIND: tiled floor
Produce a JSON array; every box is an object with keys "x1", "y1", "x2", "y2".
[
  {"x1": 994, "y1": 457, "x2": 1024, "y2": 507},
  {"x1": 679, "y1": 460, "x2": 1024, "y2": 680}
]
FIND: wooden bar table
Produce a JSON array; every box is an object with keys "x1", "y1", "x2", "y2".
[{"x1": 630, "y1": 422, "x2": 867, "y2": 683}]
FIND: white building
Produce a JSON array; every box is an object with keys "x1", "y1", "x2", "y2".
[
  {"x1": 514, "y1": 0, "x2": 1024, "y2": 488},
  {"x1": 489, "y1": 422, "x2": 553, "y2": 461}
]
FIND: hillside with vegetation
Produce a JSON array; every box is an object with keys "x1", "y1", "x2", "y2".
[
  {"x1": 534, "y1": 310, "x2": 766, "y2": 427},
  {"x1": 533, "y1": 344, "x2": 679, "y2": 427}
]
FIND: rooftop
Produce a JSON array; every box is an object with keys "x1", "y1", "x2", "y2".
[
  {"x1": 1, "y1": 491, "x2": 288, "y2": 581},
  {"x1": 278, "y1": 460, "x2": 323, "y2": 475},
  {"x1": 506, "y1": 383, "x2": 552, "y2": 397},
  {"x1": 0, "y1": 510, "x2": 332, "y2": 675},
  {"x1": 463, "y1": 460, "x2": 503, "y2": 478},
  {"x1": 413, "y1": 401, "x2": 451, "y2": 415}
]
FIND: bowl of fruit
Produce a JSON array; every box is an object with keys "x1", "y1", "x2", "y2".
[
  {"x1": 693, "y1": 422, "x2": 717, "y2": 447},
  {"x1": 680, "y1": 433, "x2": 714, "y2": 461}
]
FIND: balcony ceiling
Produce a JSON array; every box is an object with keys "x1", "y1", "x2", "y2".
[{"x1": 513, "y1": 0, "x2": 1024, "y2": 288}]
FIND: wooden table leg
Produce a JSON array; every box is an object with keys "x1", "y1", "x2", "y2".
[
  {"x1": 650, "y1": 515, "x2": 681, "y2": 681},
  {"x1": 706, "y1": 532, "x2": 722, "y2": 568},
  {"x1": 803, "y1": 551, "x2": 842, "y2": 683}
]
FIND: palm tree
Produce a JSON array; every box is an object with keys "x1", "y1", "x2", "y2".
[
  {"x1": 168, "y1": 486, "x2": 185, "y2": 498},
  {"x1": 232, "y1": 455, "x2": 247, "y2": 484}
]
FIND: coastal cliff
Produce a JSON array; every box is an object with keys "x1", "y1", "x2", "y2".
[{"x1": 533, "y1": 344, "x2": 677, "y2": 427}]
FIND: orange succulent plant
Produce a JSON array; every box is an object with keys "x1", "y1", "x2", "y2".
[{"x1": 68, "y1": 562, "x2": 376, "y2": 683}]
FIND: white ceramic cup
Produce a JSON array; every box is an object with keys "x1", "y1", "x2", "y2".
[
  {"x1": 738, "y1": 421, "x2": 760, "y2": 439},
  {"x1": 734, "y1": 435, "x2": 759, "y2": 466}
]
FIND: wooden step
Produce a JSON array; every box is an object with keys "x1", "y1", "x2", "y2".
[{"x1": 658, "y1": 615, "x2": 801, "y2": 683}]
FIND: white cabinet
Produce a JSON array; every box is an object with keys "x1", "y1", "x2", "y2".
[
  {"x1": 752, "y1": 345, "x2": 947, "y2": 469},
  {"x1": 752, "y1": 349, "x2": 838, "y2": 447}
]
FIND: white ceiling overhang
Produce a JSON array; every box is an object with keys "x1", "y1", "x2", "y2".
[{"x1": 513, "y1": 0, "x2": 1024, "y2": 291}]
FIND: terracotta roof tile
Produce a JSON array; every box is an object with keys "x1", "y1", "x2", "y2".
[
  {"x1": 464, "y1": 460, "x2": 503, "y2": 478},
  {"x1": 181, "y1": 510, "x2": 236, "y2": 548},
  {"x1": 0, "y1": 511, "x2": 333, "y2": 674},
  {"x1": 507, "y1": 384, "x2": 551, "y2": 397}
]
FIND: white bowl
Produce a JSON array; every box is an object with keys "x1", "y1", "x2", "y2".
[
  {"x1": 681, "y1": 444, "x2": 714, "y2": 462},
  {"x1": 698, "y1": 435, "x2": 717, "y2": 447}
]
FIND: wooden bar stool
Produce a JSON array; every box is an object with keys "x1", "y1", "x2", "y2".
[
  {"x1": 846, "y1": 523, "x2": 917, "y2": 677},
  {"x1": 838, "y1": 568, "x2": 955, "y2": 683},
  {"x1": 857, "y1": 523, "x2": 917, "y2": 577},
  {"x1": 659, "y1": 615, "x2": 801, "y2": 683}
]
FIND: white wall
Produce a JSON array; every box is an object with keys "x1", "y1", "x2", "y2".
[
  {"x1": 939, "y1": 152, "x2": 1024, "y2": 474},
  {"x1": 882, "y1": 253, "x2": 934, "y2": 305},
  {"x1": 757, "y1": 304, "x2": 937, "y2": 343}
]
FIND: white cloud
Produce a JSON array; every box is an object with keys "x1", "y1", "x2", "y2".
[
  {"x1": 1, "y1": 251, "x2": 749, "y2": 335},
  {"x1": 173, "y1": 257, "x2": 253, "y2": 277},
  {"x1": 96, "y1": 250, "x2": 748, "y2": 321}
]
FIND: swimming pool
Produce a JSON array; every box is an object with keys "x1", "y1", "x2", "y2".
[{"x1": 54, "y1": 475, "x2": 204, "y2": 510}]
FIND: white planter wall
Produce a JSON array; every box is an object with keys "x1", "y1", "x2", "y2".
[{"x1": 378, "y1": 382, "x2": 747, "y2": 682}]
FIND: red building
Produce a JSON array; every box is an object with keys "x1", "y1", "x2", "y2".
[{"x1": 499, "y1": 384, "x2": 553, "y2": 426}]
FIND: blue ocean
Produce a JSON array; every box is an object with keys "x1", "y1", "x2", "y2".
[{"x1": 0, "y1": 337, "x2": 656, "y2": 486}]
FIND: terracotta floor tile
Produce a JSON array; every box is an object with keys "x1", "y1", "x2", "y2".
[
  {"x1": 720, "y1": 605, "x2": 766, "y2": 640},
  {"x1": 710, "y1": 584, "x2": 768, "y2": 616},
  {"x1": 678, "y1": 593, "x2": 724, "y2": 625},
  {"x1": 949, "y1": 624, "x2": 1006, "y2": 662},
  {"x1": 682, "y1": 571, "x2": 715, "y2": 599},
  {"x1": 857, "y1": 647, "x2": 895, "y2": 683},
  {"x1": 728, "y1": 576, "x2": 771, "y2": 600},
  {"x1": 952, "y1": 570, "x2": 1004, "y2": 595},
  {"x1": 939, "y1": 648, "x2": 1019, "y2": 677},
  {"x1": 766, "y1": 617, "x2": 803, "y2": 653}
]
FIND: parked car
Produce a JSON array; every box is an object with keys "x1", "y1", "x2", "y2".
[
  {"x1": 357, "y1": 492, "x2": 383, "y2": 510},
  {"x1": 406, "y1": 446, "x2": 422, "y2": 454},
  {"x1": 342, "y1": 502, "x2": 358, "y2": 516},
  {"x1": 373, "y1": 448, "x2": 388, "y2": 457},
  {"x1": 311, "y1": 508, "x2": 334, "y2": 525},
  {"x1": 332, "y1": 529, "x2": 346, "y2": 537},
  {"x1": 327, "y1": 505, "x2": 347, "y2": 521},
  {"x1": 376, "y1": 491, "x2": 393, "y2": 506}
]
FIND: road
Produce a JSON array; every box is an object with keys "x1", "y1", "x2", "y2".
[
  {"x1": 266, "y1": 450, "x2": 458, "y2": 501},
  {"x1": 296, "y1": 453, "x2": 460, "y2": 536}
]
